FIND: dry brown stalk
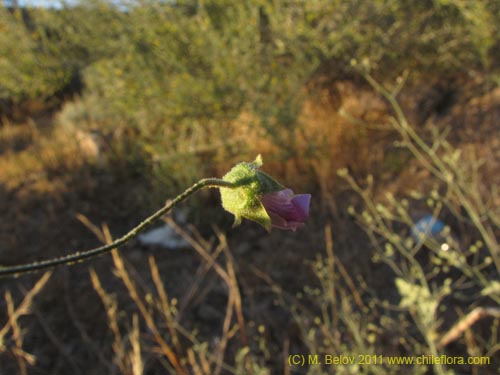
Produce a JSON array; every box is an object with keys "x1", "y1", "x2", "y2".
[
  {"x1": 149, "y1": 256, "x2": 183, "y2": 355},
  {"x1": 106, "y1": 235, "x2": 189, "y2": 375},
  {"x1": 177, "y1": 243, "x2": 225, "y2": 318},
  {"x1": 166, "y1": 218, "x2": 251, "y2": 374},
  {"x1": 0, "y1": 272, "x2": 51, "y2": 374},
  {"x1": 90, "y1": 269, "x2": 127, "y2": 372},
  {"x1": 438, "y1": 307, "x2": 500, "y2": 349},
  {"x1": 129, "y1": 314, "x2": 143, "y2": 375},
  {"x1": 165, "y1": 218, "x2": 231, "y2": 285},
  {"x1": 63, "y1": 274, "x2": 113, "y2": 371}
]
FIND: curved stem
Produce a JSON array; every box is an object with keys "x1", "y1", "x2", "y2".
[{"x1": 0, "y1": 178, "x2": 235, "y2": 277}]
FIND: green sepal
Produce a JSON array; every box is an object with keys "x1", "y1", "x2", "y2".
[{"x1": 219, "y1": 155, "x2": 284, "y2": 230}]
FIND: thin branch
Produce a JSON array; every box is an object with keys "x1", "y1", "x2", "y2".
[
  {"x1": 0, "y1": 178, "x2": 235, "y2": 276},
  {"x1": 438, "y1": 307, "x2": 500, "y2": 349}
]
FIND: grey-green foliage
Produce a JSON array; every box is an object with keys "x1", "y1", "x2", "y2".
[
  {"x1": 0, "y1": 1, "x2": 129, "y2": 102},
  {"x1": 62, "y1": 0, "x2": 500, "y2": 144},
  {"x1": 0, "y1": 7, "x2": 68, "y2": 101},
  {"x1": 337, "y1": 74, "x2": 499, "y2": 374},
  {"x1": 288, "y1": 74, "x2": 499, "y2": 372},
  {"x1": 3, "y1": 0, "x2": 500, "y2": 104},
  {"x1": 3, "y1": 0, "x2": 500, "y2": 188}
]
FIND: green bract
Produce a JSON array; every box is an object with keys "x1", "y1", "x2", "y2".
[{"x1": 220, "y1": 155, "x2": 284, "y2": 230}]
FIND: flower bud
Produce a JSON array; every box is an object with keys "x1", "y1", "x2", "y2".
[{"x1": 220, "y1": 155, "x2": 310, "y2": 231}]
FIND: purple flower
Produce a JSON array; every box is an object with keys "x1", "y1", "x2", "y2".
[
  {"x1": 260, "y1": 189, "x2": 311, "y2": 231},
  {"x1": 220, "y1": 156, "x2": 311, "y2": 231}
]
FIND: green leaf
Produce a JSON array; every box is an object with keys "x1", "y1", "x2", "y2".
[{"x1": 219, "y1": 155, "x2": 283, "y2": 230}]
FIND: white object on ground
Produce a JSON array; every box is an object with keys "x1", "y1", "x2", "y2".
[{"x1": 138, "y1": 224, "x2": 190, "y2": 249}]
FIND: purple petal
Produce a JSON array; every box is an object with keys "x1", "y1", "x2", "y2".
[
  {"x1": 261, "y1": 189, "x2": 311, "y2": 231},
  {"x1": 291, "y1": 194, "x2": 311, "y2": 220}
]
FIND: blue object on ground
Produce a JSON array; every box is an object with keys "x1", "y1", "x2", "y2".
[{"x1": 411, "y1": 214, "x2": 446, "y2": 241}]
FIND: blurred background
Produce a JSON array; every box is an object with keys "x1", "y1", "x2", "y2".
[{"x1": 0, "y1": 0, "x2": 499, "y2": 374}]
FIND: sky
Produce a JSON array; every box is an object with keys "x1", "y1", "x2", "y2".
[
  {"x1": 11, "y1": 0, "x2": 72, "y2": 7},
  {"x1": 10, "y1": 0, "x2": 130, "y2": 8}
]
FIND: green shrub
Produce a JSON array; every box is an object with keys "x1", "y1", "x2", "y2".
[
  {"x1": 0, "y1": 7, "x2": 68, "y2": 102},
  {"x1": 4, "y1": 0, "x2": 499, "y2": 183}
]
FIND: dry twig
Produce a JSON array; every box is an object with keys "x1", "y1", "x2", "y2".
[{"x1": 438, "y1": 307, "x2": 500, "y2": 349}]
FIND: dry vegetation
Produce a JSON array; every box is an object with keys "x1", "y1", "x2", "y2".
[{"x1": 1, "y1": 1, "x2": 500, "y2": 374}]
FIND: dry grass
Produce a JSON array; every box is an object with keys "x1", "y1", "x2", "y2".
[
  {"x1": 0, "y1": 117, "x2": 102, "y2": 192},
  {"x1": 0, "y1": 272, "x2": 52, "y2": 374},
  {"x1": 1, "y1": 75, "x2": 499, "y2": 374},
  {"x1": 73, "y1": 214, "x2": 259, "y2": 374}
]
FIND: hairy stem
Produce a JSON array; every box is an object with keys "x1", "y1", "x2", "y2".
[{"x1": 0, "y1": 178, "x2": 235, "y2": 277}]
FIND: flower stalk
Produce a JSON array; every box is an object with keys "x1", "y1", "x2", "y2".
[
  {"x1": 0, "y1": 178, "x2": 235, "y2": 277},
  {"x1": 0, "y1": 156, "x2": 311, "y2": 277}
]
